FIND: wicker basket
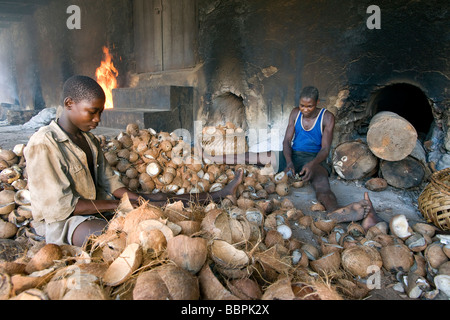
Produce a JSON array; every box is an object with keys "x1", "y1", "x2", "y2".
[{"x1": 418, "y1": 167, "x2": 450, "y2": 231}]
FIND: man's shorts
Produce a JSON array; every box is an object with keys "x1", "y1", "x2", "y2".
[{"x1": 276, "y1": 150, "x2": 331, "y2": 175}]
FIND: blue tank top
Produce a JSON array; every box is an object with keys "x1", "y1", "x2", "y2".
[{"x1": 291, "y1": 108, "x2": 326, "y2": 153}]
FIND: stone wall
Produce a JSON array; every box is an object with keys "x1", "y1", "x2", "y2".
[{"x1": 2, "y1": 0, "x2": 449, "y2": 160}]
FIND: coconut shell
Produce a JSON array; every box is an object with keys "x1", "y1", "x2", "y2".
[
  {"x1": 102, "y1": 243, "x2": 142, "y2": 286},
  {"x1": 405, "y1": 233, "x2": 427, "y2": 252},
  {"x1": 163, "y1": 200, "x2": 192, "y2": 222},
  {"x1": 310, "y1": 251, "x2": 341, "y2": 275},
  {"x1": 25, "y1": 244, "x2": 62, "y2": 274},
  {"x1": 166, "y1": 235, "x2": 207, "y2": 274},
  {"x1": 444, "y1": 244, "x2": 450, "y2": 259},
  {"x1": 380, "y1": 244, "x2": 414, "y2": 272},
  {"x1": 410, "y1": 254, "x2": 427, "y2": 277},
  {"x1": 412, "y1": 223, "x2": 438, "y2": 238},
  {"x1": 99, "y1": 232, "x2": 127, "y2": 263},
  {"x1": 274, "y1": 171, "x2": 288, "y2": 184},
  {"x1": 0, "y1": 190, "x2": 15, "y2": 206},
  {"x1": 341, "y1": 245, "x2": 382, "y2": 277},
  {"x1": 389, "y1": 214, "x2": 412, "y2": 240},
  {"x1": 201, "y1": 209, "x2": 232, "y2": 243},
  {"x1": 133, "y1": 264, "x2": 200, "y2": 300},
  {"x1": 424, "y1": 243, "x2": 448, "y2": 270},
  {"x1": 275, "y1": 183, "x2": 289, "y2": 196},
  {"x1": 0, "y1": 220, "x2": 17, "y2": 239}
]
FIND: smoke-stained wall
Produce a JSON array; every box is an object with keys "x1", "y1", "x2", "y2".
[
  {"x1": 7, "y1": 0, "x2": 134, "y2": 109},
  {"x1": 3, "y1": 0, "x2": 450, "y2": 156}
]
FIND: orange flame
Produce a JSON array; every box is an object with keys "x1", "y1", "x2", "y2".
[{"x1": 95, "y1": 46, "x2": 118, "y2": 109}]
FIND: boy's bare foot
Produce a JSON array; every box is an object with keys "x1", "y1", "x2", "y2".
[
  {"x1": 361, "y1": 192, "x2": 384, "y2": 231},
  {"x1": 326, "y1": 198, "x2": 371, "y2": 223}
]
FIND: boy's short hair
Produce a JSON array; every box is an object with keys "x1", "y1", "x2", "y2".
[
  {"x1": 300, "y1": 86, "x2": 319, "y2": 102},
  {"x1": 63, "y1": 75, "x2": 105, "y2": 103}
]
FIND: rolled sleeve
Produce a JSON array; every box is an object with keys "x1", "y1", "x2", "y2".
[{"x1": 25, "y1": 142, "x2": 79, "y2": 224}]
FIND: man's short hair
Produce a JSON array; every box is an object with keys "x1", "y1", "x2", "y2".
[
  {"x1": 63, "y1": 75, "x2": 105, "y2": 103},
  {"x1": 300, "y1": 86, "x2": 319, "y2": 102}
]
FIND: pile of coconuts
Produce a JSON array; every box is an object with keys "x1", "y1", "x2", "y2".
[
  {"x1": 0, "y1": 145, "x2": 34, "y2": 241},
  {"x1": 0, "y1": 122, "x2": 449, "y2": 300}
]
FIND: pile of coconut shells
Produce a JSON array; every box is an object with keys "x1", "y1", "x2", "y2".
[{"x1": 0, "y1": 123, "x2": 449, "y2": 300}]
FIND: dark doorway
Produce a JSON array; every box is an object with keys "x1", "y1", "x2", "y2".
[{"x1": 370, "y1": 83, "x2": 433, "y2": 140}]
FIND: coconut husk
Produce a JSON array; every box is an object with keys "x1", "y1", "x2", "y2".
[
  {"x1": 9, "y1": 288, "x2": 48, "y2": 300},
  {"x1": 198, "y1": 262, "x2": 240, "y2": 300},
  {"x1": 91, "y1": 231, "x2": 126, "y2": 263},
  {"x1": 254, "y1": 245, "x2": 291, "y2": 276},
  {"x1": 0, "y1": 261, "x2": 26, "y2": 276},
  {"x1": 410, "y1": 254, "x2": 427, "y2": 277},
  {"x1": 176, "y1": 220, "x2": 201, "y2": 236},
  {"x1": 424, "y1": 243, "x2": 448, "y2": 270},
  {"x1": 11, "y1": 272, "x2": 53, "y2": 296},
  {"x1": 261, "y1": 277, "x2": 296, "y2": 300},
  {"x1": 133, "y1": 263, "x2": 199, "y2": 300},
  {"x1": 405, "y1": 233, "x2": 427, "y2": 252},
  {"x1": 309, "y1": 251, "x2": 341, "y2": 276},
  {"x1": 0, "y1": 220, "x2": 17, "y2": 239},
  {"x1": 25, "y1": 244, "x2": 62, "y2": 274},
  {"x1": 210, "y1": 240, "x2": 250, "y2": 269},
  {"x1": 201, "y1": 209, "x2": 232, "y2": 243},
  {"x1": 45, "y1": 265, "x2": 103, "y2": 300},
  {"x1": 341, "y1": 245, "x2": 382, "y2": 277},
  {"x1": 102, "y1": 243, "x2": 143, "y2": 286},
  {"x1": 275, "y1": 183, "x2": 289, "y2": 196},
  {"x1": 163, "y1": 200, "x2": 193, "y2": 222},
  {"x1": 264, "y1": 230, "x2": 285, "y2": 248},
  {"x1": 122, "y1": 202, "x2": 163, "y2": 235},
  {"x1": 314, "y1": 219, "x2": 336, "y2": 234},
  {"x1": 226, "y1": 278, "x2": 262, "y2": 300},
  {"x1": 166, "y1": 235, "x2": 207, "y2": 274},
  {"x1": 336, "y1": 278, "x2": 370, "y2": 300},
  {"x1": 380, "y1": 244, "x2": 414, "y2": 272},
  {"x1": 412, "y1": 223, "x2": 438, "y2": 238},
  {"x1": 0, "y1": 272, "x2": 12, "y2": 300}
]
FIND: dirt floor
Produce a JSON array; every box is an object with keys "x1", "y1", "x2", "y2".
[{"x1": 0, "y1": 123, "x2": 431, "y2": 300}]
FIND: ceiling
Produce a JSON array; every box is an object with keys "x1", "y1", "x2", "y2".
[{"x1": 0, "y1": 0, "x2": 51, "y2": 28}]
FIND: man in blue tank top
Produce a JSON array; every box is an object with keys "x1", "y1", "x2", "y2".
[{"x1": 283, "y1": 86, "x2": 381, "y2": 229}]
